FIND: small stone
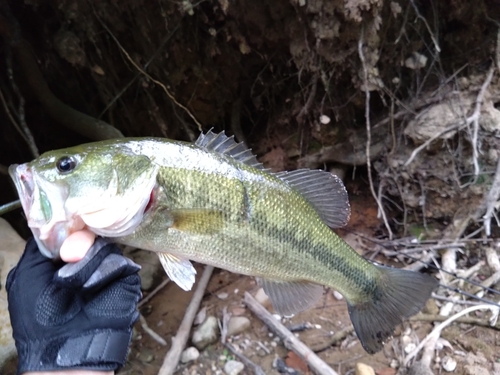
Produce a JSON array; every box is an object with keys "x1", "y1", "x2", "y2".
[
  {"x1": 404, "y1": 343, "x2": 416, "y2": 354},
  {"x1": 464, "y1": 364, "x2": 489, "y2": 375},
  {"x1": 227, "y1": 317, "x2": 251, "y2": 336},
  {"x1": 192, "y1": 316, "x2": 219, "y2": 350},
  {"x1": 355, "y1": 362, "x2": 375, "y2": 375},
  {"x1": 255, "y1": 288, "x2": 271, "y2": 307},
  {"x1": 194, "y1": 306, "x2": 207, "y2": 326},
  {"x1": 319, "y1": 115, "x2": 331, "y2": 124},
  {"x1": 224, "y1": 360, "x2": 245, "y2": 375},
  {"x1": 441, "y1": 356, "x2": 457, "y2": 372},
  {"x1": 181, "y1": 347, "x2": 200, "y2": 363},
  {"x1": 332, "y1": 290, "x2": 343, "y2": 300},
  {"x1": 217, "y1": 292, "x2": 229, "y2": 300}
]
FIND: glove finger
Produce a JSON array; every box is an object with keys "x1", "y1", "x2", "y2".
[
  {"x1": 83, "y1": 254, "x2": 141, "y2": 290},
  {"x1": 55, "y1": 238, "x2": 120, "y2": 288}
]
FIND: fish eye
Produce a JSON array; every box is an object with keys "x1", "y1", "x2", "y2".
[{"x1": 56, "y1": 156, "x2": 77, "y2": 174}]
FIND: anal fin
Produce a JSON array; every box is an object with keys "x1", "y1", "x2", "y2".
[
  {"x1": 260, "y1": 279, "x2": 324, "y2": 316},
  {"x1": 158, "y1": 252, "x2": 197, "y2": 291}
]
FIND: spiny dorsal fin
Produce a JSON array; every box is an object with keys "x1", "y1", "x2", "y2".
[
  {"x1": 275, "y1": 169, "x2": 350, "y2": 228},
  {"x1": 195, "y1": 129, "x2": 264, "y2": 169}
]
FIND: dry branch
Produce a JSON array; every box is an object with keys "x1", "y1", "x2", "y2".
[
  {"x1": 140, "y1": 314, "x2": 167, "y2": 346},
  {"x1": 404, "y1": 304, "x2": 500, "y2": 366},
  {"x1": 157, "y1": 265, "x2": 214, "y2": 375},
  {"x1": 244, "y1": 292, "x2": 339, "y2": 375},
  {"x1": 358, "y1": 28, "x2": 393, "y2": 239},
  {"x1": 0, "y1": 199, "x2": 21, "y2": 216},
  {"x1": 138, "y1": 278, "x2": 170, "y2": 308}
]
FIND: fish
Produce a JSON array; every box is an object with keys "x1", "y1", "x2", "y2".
[{"x1": 9, "y1": 130, "x2": 438, "y2": 354}]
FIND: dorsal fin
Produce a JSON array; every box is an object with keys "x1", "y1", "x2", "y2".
[
  {"x1": 195, "y1": 129, "x2": 264, "y2": 169},
  {"x1": 275, "y1": 169, "x2": 350, "y2": 228}
]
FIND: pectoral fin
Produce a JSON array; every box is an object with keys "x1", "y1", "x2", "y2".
[
  {"x1": 260, "y1": 279, "x2": 324, "y2": 316},
  {"x1": 171, "y1": 209, "x2": 224, "y2": 235},
  {"x1": 158, "y1": 252, "x2": 197, "y2": 291}
]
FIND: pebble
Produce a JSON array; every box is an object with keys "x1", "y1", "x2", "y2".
[
  {"x1": 217, "y1": 292, "x2": 229, "y2": 300},
  {"x1": 181, "y1": 347, "x2": 200, "y2": 363},
  {"x1": 441, "y1": 356, "x2": 457, "y2": 372},
  {"x1": 255, "y1": 288, "x2": 271, "y2": 307},
  {"x1": 224, "y1": 360, "x2": 245, "y2": 375},
  {"x1": 355, "y1": 362, "x2": 375, "y2": 375},
  {"x1": 192, "y1": 316, "x2": 219, "y2": 350},
  {"x1": 227, "y1": 316, "x2": 251, "y2": 336},
  {"x1": 332, "y1": 290, "x2": 344, "y2": 300},
  {"x1": 194, "y1": 307, "x2": 207, "y2": 326}
]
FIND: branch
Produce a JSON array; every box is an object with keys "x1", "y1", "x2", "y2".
[
  {"x1": 244, "y1": 292, "x2": 339, "y2": 375},
  {"x1": 0, "y1": 199, "x2": 21, "y2": 216},
  {"x1": 157, "y1": 266, "x2": 214, "y2": 375},
  {"x1": 358, "y1": 27, "x2": 393, "y2": 239}
]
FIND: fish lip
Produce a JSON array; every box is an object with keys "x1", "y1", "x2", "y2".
[{"x1": 9, "y1": 164, "x2": 35, "y2": 215}]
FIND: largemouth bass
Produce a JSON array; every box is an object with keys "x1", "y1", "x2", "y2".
[{"x1": 9, "y1": 130, "x2": 437, "y2": 353}]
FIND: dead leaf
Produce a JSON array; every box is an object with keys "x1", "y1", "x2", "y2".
[{"x1": 286, "y1": 351, "x2": 309, "y2": 374}]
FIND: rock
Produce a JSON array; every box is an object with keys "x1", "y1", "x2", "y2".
[
  {"x1": 442, "y1": 356, "x2": 457, "y2": 372},
  {"x1": 192, "y1": 316, "x2": 219, "y2": 350},
  {"x1": 0, "y1": 219, "x2": 25, "y2": 369},
  {"x1": 194, "y1": 306, "x2": 207, "y2": 326},
  {"x1": 180, "y1": 347, "x2": 199, "y2": 363},
  {"x1": 227, "y1": 316, "x2": 251, "y2": 336},
  {"x1": 464, "y1": 365, "x2": 490, "y2": 375},
  {"x1": 122, "y1": 247, "x2": 163, "y2": 291},
  {"x1": 217, "y1": 292, "x2": 229, "y2": 300},
  {"x1": 355, "y1": 362, "x2": 375, "y2": 375},
  {"x1": 254, "y1": 288, "x2": 271, "y2": 308},
  {"x1": 224, "y1": 360, "x2": 244, "y2": 375}
]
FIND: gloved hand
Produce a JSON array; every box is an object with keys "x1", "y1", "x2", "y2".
[{"x1": 7, "y1": 238, "x2": 142, "y2": 374}]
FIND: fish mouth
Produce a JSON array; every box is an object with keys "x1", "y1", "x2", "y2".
[
  {"x1": 9, "y1": 164, "x2": 35, "y2": 219},
  {"x1": 9, "y1": 163, "x2": 64, "y2": 258}
]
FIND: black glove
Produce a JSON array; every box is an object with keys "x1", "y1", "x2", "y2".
[{"x1": 7, "y1": 238, "x2": 142, "y2": 374}]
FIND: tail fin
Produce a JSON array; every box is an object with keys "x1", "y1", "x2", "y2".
[{"x1": 347, "y1": 266, "x2": 438, "y2": 354}]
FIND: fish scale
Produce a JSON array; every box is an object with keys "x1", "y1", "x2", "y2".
[{"x1": 9, "y1": 130, "x2": 438, "y2": 354}]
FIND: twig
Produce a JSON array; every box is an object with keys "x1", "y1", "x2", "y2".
[
  {"x1": 409, "y1": 0, "x2": 441, "y2": 53},
  {"x1": 92, "y1": 9, "x2": 203, "y2": 132},
  {"x1": 138, "y1": 278, "x2": 170, "y2": 308},
  {"x1": 358, "y1": 28, "x2": 393, "y2": 239},
  {"x1": 309, "y1": 326, "x2": 355, "y2": 353},
  {"x1": 244, "y1": 292, "x2": 339, "y2": 375},
  {"x1": 404, "y1": 304, "x2": 500, "y2": 366},
  {"x1": 157, "y1": 265, "x2": 214, "y2": 375},
  {"x1": 5, "y1": 48, "x2": 39, "y2": 157},
  {"x1": 224, "y1": 342, "x2": 267, "y2": 375},
  {"x1": 479, "y1": 157, "x2": 500, "y2": 236},
  {"x1": 139, "y1": 314, "x2": 167, "y2": 346},
  {"x1": 410, "y1": 312, "x2": 500, "y2": 328},
  {"x1": 0, "y1": 85, "x2": 38, "y2": 158},
  {"x1": 98, "y1": 23, "x2": 180, "y2": 119},
  {"x1": 470, "y1": 64, "x2": 495, "y2": 181},
  {"x1": 0, "y1": 199, "x2": 21, "y2": 216}
]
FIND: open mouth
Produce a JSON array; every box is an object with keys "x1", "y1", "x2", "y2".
[{"x1": 9, "y1": 164, "x2": 35, "y2": 215}]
